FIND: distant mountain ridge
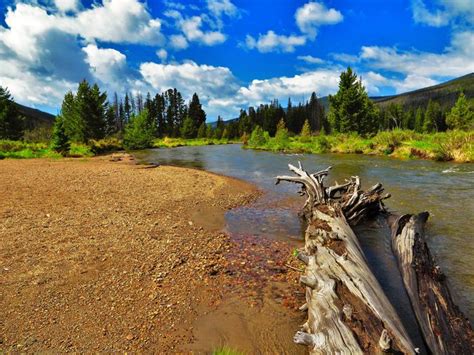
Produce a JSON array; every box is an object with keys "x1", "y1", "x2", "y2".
[{"x1": 15, "y1": 102, "x2": 55, "y2": 129}]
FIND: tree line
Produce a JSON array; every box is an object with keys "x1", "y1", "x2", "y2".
[{"x1": 238, "y1": 67, "x2": 472, "y2": 139}]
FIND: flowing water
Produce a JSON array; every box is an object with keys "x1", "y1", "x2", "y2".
[{"x1": 135, "y1": 144, "x2": 474, "y2": 342}]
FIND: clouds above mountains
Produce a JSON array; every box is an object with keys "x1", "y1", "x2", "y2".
[{"x1": 0, "y1": 0, "x2": 472, "y2": 119}]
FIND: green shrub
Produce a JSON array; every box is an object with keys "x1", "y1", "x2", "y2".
[
  {"x1": 123, "y1": 109, "x2": 155, "y2": 150},
  {"x1": 248, "y1": 126, "x2": 268, "y2": 147},
  {"x1": 89, "y1": 137, "x2": 123, "y2": 154}
]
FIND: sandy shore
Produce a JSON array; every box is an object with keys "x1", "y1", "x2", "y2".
[{"x1": 0, "y1": 154, "x2": 304, "y2": 353}]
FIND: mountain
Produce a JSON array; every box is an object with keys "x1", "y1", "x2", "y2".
[
  {"x1": 316, "y1": 73, "x2": 474, "y2": 113},
  {"x1": 372, "y1": 73, "x2": 474, "y2": 109},
  {"x1": 15, "y1": 103, "x2": 55, "y2": 129}
]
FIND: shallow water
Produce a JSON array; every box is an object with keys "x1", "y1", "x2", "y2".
[{"x1": 135, "y1": 144, "x2": 474, "y2": 327}]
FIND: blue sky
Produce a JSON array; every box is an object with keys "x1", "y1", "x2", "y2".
[{"x1": 0, "y1": 0, "x2": 472, "y2": 119}]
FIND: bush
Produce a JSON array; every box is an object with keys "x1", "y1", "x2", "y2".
[
  {"x1": 51, "y1": 117, "x2": 70, "y2": 155},
  {"x1": 89, "y1": 137, "x2": 123, "y2": 154},
  {"x1": 123, "y1": 109, "x2": 155, "y2": 150},
  {"x1": 248, "y1": 126, "x2": 268, "y2": 147}
]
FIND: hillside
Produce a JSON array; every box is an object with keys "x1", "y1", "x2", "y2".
[
  {"x1": 16, "y1": 103, "x2": 55, "y2": 129},
  {"x1": 372, "y1": 72, "x2": 474, "y2": 109}
]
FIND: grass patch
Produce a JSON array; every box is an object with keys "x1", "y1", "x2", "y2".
[
  {"x1": 212, "y1": 346, "x2": 245, "y2": 355},
  {"x1": 246, "y1": 130, "x2": 473, "y2": 163},
  {"x1": 152, "y1": 137, "x2": 236, "y2": 148}
]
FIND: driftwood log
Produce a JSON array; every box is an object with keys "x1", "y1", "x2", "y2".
[
  {"x1": 276, "y1": 163, "x2": 415, "y2": 354},
  {"x1": 390, "y1": 212, "x2": 474, "y2": 354}
]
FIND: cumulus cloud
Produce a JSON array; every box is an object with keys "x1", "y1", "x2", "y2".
[
  {"x1": 359, "y1": 31, "x2": 474, "y2": 77},
  {"x1": 295, "y1": 1, "x2": 343, "y2": 39},
  {"x1": 206, "y1": 0, "x2": 239, "y2": 22},
  {"x1": 54, "y1": 0, "x2": 80, "y2": 13},
  {"x1": 245, "y1": 1, "x2": 343, "y2": 53},
  {"x1": 181, "y1": 16, "x2": 226, "y2": 46},
  {"x1": 245, "y1": 31, "x2": 307, "y2": 53},
  {"x1": 164, "y1": 10, "x2": 227, "y2": 48},
  {"x1": 411, "y1": 0, "x2": 474, "y2": 27},
  {"x1": 297, "y1": 55, "x2": 325, "y2": 64}
]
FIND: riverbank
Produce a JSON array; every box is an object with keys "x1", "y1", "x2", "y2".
[
  {"x1": 0, "y1": 138, "x2": 236, "y2": 159},
  {"x1": 247, "y1": 130, "x2": 473, "y2": 163},
  {"x1": 0, "y1": 155, "x2": 305, "y2": 352}
]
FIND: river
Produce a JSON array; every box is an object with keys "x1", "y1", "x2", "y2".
[{"x1": 135, "y1": 143, "x2": 474, "y2": 326}]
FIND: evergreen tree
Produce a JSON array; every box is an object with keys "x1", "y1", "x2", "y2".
[
  {"x1": 124, "y1": 93, "x2": 131, "y2": 122},
  {"x1": 275, "y1": 118, "x2": 289, "y2": 146},
  {"x1": 180, "y1": 116, "x2": 197, "y2": 138},
  {"x1": 197, "y1": 122, "x2": 207, "y2": 138},
  {"x1": 105, "y1": 106, "x2": 117, "y2": 136},
  {"x1": 123, "y1": 109, "x2": 155, "y2": 149},
  {"x1": 248, "y1": 125, "x2": 267, "y2": 147},
  {"x1": 329, "y1": 67, "x2": 378, "y2": 135},
  {"x1": 414, "y1": 107, "x2": 424, "y2": 133},
  {"x1": 214, "y1": 116, "x2": 225, "y2": 139},
  {"x1": 188, "y1": 93, "x2": 206, "y2": 134},
  {"x1": 446, "y1": 92, "x2": 473, "y2": 130},
  {"x1": 61, "y1": 91, "x2": 84, "y2": 142},
  {"x1": 423, "y1": 100, "x2": 442, "y2": 133},
  {"x1": 51, "y1": 116, "x2": 70, "y2": 155},
  {"x1": 0, "y1": 86, "x2": 24, "y2": 140},
  {"x1": 300, "y1": 119, "x2": 311, "y2": 142}
]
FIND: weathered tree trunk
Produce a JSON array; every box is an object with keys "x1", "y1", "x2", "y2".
[
  {"x1": 276, "y1": 163, "x2": 415, "y2": 354},
  {"x1": 390, "y1": 212, "x2": 474, "y2": 354}
]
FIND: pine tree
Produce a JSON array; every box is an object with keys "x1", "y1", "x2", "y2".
[
  {"x1": 0, "y1": 86, "x2": 24, "y2": 140},
  {"x1": 423, "y1": 100, "x2": 442, "y2": 133},
  {"x1": 180, "y1": 116, "x2": 197, "y2": 138},
  {"x1": 123, "y1": 109, "x2": 155, "y2": 149},
  {"x1": 61, "y1": 91, "x2": 84, "y2": 142},
  {"x1": 329, "y1": 67, "x2": 378, "y2": 135},
  {"x1": 124, "y1": 93, "x2": 131, "y2": 123},
  {"x1": 197, "y1": 122, "x2": 207, "y2": 138},
  {"x1": 300, "y1": 119, "x2": 311, "y2": 142},
  {"x1": 414, "y1": 107, "x2": 424, "y2": 133},
  {"x1": 51, "y1": 116, "x2": 70, "y2": 155},
  {"x1": 446, "y1": 92, "x2": 473, "y2": 130},
  {"x1": 188, "y1": 93, "x2": 206, "y2": 135}
]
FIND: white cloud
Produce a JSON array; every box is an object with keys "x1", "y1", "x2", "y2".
[
  {"x1": 169, "y1": 34, "x2": 189, "y2": 49},
  {"x1": 139, "y1": 60, "x2": 239, "y2": 117},
  {"x1": 245, "y1": 31, "x2": 307, "y2": 53},
  {"x1": 295, "y1": 1, "x2": 343, "y2": 39},
  {"x1": 180, "y1": 16, "x2": 226, "y2": 46},
  {"x1": 83, "y1": 44, "x2": 131, "y2": 88},
  {"x1": 206, "y1": 0, "x2": 239, "y2": 19},
  {"x1": 54, "y1": 0, "x2": 79, "y2": 13},
  {"x1": 238, "y1": 69, "x2": 341, "y2": 103},
  {"x1": 359, "y1": 31, "x2": 474, "y2": 77},
  {"x1": 392, "y1": 74, "x2": 438, "y2": 93},
  {"x1": 297, "y1": 55, "x2": 325, "y2": 64},
  {"x1": 245, "y1": 1, "x2": 343, "y2": 53},
  {"x1": 411, "y1": 0, "x2": 474, "y2": 27},
  {"x1": 156, "y1": 49, "x2": 168, "y2": 61}
]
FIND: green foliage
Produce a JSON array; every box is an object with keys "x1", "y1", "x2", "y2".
[
  {"x1": 188, "y1": 93, "x2": 206, "y2": 136},
  {"x1": 51, "y1": 116, "x2": 70, "y2": 155},
  {"x1": 423, "y1": 100, "x2": 444, "y2": 133},
  {"x1": 248, "y1": 125, "x2": 268, "y2": 147},
  {"x1": 446, "y1": 92, "x2": 473, "y2": 130},
  {"x1": 197, "y1": 122, "x2": 208, "y2": 138},
  {"x1": 213, "y1": 346, "x2": 244, "y2": 355},
  {"x1": 329, "y1": 67, "x2": 378, "y2": 135},
  {"x1": 0, "y1": 86, "x2": 24, "y2": 140},
  {"x1": 23, "y1": 125, "x2": 52, "y2": 143},
  {"x1": 89, "y1": 137, "x2": 123, "y2": 155},
  {"x1": 123, "y1": 109, "x2": 155, "y2": 150},
  {"x1": 180, "y1": 116, "x2": 197, "y2": 138},
  {"x1": 300, "y1": 119, "x2": 311, "y2": 142},
  {"x1": 274, "y1": 118, "x2": 289, "y2": 147}
]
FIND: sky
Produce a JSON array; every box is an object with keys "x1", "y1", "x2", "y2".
[{"x1": 0, "y1": 0, "x2": 473, "y2": 120}]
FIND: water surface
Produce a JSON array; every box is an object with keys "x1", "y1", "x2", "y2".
[{"x1": 135, "y1": 144, "x2": 474, "y2": 325}]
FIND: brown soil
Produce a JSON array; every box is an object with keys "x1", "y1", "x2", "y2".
[{"x1": 0, "y1": 154, "x2": 305, "y2": 353}]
